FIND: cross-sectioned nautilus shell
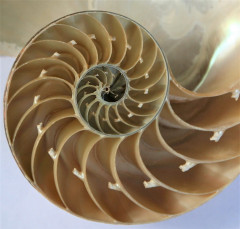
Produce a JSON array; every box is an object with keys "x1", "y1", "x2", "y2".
[{"x1": 4, "y1": 11, "x2": 240, "y2": 224}]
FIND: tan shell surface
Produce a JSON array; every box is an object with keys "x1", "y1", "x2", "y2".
[{"x1": 3, "y1": 7, "x2": 240, "y2": 225}]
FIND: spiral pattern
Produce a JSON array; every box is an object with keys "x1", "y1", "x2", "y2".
[{"x1": 4, "y1": 11, "x2": 240, "y2": 224}]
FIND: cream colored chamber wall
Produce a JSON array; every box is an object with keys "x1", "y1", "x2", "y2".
[{"x1": 1, "y1": 1, "x2": 240, "y2": 225}]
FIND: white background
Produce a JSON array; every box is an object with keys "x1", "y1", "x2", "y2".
[{"x1": 1, "y1": 57, "x2": 239, "y2": 229}]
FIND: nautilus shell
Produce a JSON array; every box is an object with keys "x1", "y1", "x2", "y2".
[{"x1": 3, "y1": 9, "x2": 240, "y2": 224}]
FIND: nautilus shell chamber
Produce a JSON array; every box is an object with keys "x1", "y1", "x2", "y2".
[{"x1": 4, "y1": 11, "x2": 240, "y2": 224}]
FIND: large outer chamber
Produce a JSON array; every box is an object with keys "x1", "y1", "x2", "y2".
[
  {"x1": 2, "y1": 0, "x2": 240, "y2": 225},
  {"x1": 1, "y1": 0, "x2": 240, "y2": 91}
]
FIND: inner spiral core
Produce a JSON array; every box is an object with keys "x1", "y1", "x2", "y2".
[
  {"x1": 100, "y1": 66, "x2": 126, "y2": 103},
  {"x1": 75, "y1": 64, "x2": 134, "y2": 136},
  {"x1": 75, "y1": 61, "x2": 167, "y2": 137}
]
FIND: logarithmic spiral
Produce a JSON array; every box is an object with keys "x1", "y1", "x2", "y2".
[{"x1": 4, "y1": 11, "x2": 240, "y2": 224}]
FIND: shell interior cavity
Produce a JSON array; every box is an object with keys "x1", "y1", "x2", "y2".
[{"x1": 4, "y1": 11, "x2": 240, "y2": 224}]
